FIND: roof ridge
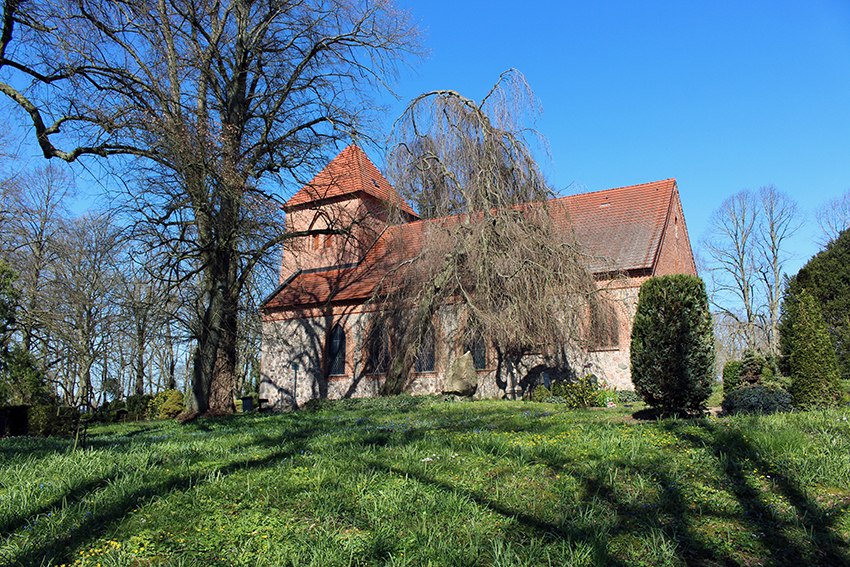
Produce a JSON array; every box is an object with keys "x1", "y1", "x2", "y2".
[{"x1": 552, "y1": 178, "x2": 676, "y2": 201}]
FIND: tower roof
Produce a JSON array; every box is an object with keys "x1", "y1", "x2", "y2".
[{"x1": 284, "y1": 145, "x2": 417, "y2": 217}]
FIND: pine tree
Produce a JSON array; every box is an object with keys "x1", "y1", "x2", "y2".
[
  {"x1": 780, "y1": 228, "x2": 850, "y2": 379},
  {"x1": 630, "y1": 275, "x2": 715, "y2": 415},
  {"x1": 788, "y1": 289, "x2": 841, "y2": 409}
]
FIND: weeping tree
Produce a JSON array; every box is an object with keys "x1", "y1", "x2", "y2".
[
  {"x1": 1, "y1": 0, "x2": 417, "y2": 414},
  {"x1": 376, "y1": 70, "x2": 600, "y2": 398}
]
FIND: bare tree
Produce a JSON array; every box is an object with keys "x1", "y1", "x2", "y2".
[
  {"x1": 380, "y1": 70, "x2": 599, "y2": 398},
  {"x1": 703, "y1": 186, "x2": 800, "y2": 356},
  {"x1": 49, "y1": 213, "x2": 124, "y2": 407},
  {"x1": 702, "y1": 191, "x2": 761, "y2": 349},
  {"x1": 0, "y1": 164, "x2": 74, "y2": 354},
  {"x1": 1, "y1": 0, "x2": 417, "y2": 414},
  {"x1": 815, "y1": 190, "x2": 850, "y2": 246},
  {"x1": 755, "y1": 186, "x2": 800, "y2": 356}
]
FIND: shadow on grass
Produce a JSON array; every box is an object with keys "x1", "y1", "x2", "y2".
[
  {"x1": 354, "y1": 408, "x2": 849, "y2": 566},
  {"x1": 4, "y1": 401, "x2": 850, "y2": 566},
  {"x1": 0, "y1": 473, "x2": 121, "y2": 536},
  {"x1": 6, "y1": 418, "x2": 325, "y2": 566},
  {"x1": 664, "y1": 420, "x2": 850, "y2": 566}
]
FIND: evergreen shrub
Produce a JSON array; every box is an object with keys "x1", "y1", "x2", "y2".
[
  {"x1": 630, "y1": 275, "x2": 715, "y2": 415},
  {"x1": 779, "y1": 228, "x2": 850, "y2": 380},
  {"x1": 722, "y1": 384, "x2": 793, "y2": 415},
  {"x1": 787, "y1": 290, "x2": 842, "y2": 410},
  {"x1": 148, "y1": 389, "x2": 185, "y2": 420},
  {"x1": 125, "y1": 394, "x2": 153, "y2": 421},
  {"x1": 739, "y1": 349, "x2": 768, "y2": 386},
  {"x1": 722, "y1": 360, "x2": 743, "y2": 395}
]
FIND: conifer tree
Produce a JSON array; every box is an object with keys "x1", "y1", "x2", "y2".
[
  {"x1": 630, "y1": 275, "x2": 715, "y2": 415},
  {"x1": 788, "y1": 289, "x2": 841, "y2": 410}
]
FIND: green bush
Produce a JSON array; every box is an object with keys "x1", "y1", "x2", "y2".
[
  {"x1": 722, "y1": 360, "x2": 743, "y2": 395},
  {"x1": 739, "y1": 349, "x2": 768, "y2": 386},
  {"x1": 630, "y1": 275, "x2": 715, "y2": 415},
  {"x1": 722, "y1": 384, "x2": 793, "y2": 415},
  {"x1": 125, "y1": 394, "x2": 153, "y2": 421},
  {"x1": 90, "y1": 399, "x2": 130, "y2": 423},
  {"x1": 787, "y1": 290, "x2": 842, "y2": 410},
  {"x1": 529, "y1": 376, "x2": 607, "y2": 408},
  {"x1": 614, "y1": 390, "x2": 641, "y2": 404},
  {"x1": 0, "y1": 346, "x2": 50, "y2": 405},
  {"x1": 27, "y1": 403, "x2": 80, "y2": 437},
  {"x1": 780, "y1": 228, "x2": 850, "y2": 380},
  {"x1": 530, "y1": 385, "x2": 551, "y2": 403},
  {"x1": 552, "y1": 375, "x2": 602, "y2": 409},
  {"x1": 148, "y1": 389, "x2": 185, "y2": 420}
]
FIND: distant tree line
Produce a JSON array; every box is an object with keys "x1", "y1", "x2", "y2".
[
  {"x1": 0, "y1": 0, "x2": 417, "y2": 415},
  {"x1": 702, "y1": 186, "x2": 849, "y2": 371},
  {"x1": 0, "y1": 164, "x2": 265, "y2": 410}
]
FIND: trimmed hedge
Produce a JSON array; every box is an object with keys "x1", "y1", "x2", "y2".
[
  {"x1": 0, "y1": 405, "x2": 28, "y2": 436},
  {"x1": 630, "y1": 275, "x2": 715, "y2": 415},
  {"x1": 27, "y1": 403, "x2": 80, "y2": 437}
]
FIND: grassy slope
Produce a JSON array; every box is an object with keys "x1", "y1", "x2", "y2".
[{"x1": 1, "y1": 398, "x2": 849, "y2": 567}]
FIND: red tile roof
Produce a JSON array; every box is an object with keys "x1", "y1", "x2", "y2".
[
  {"x1": 264, "y1": 179, "x2": 680, "y2": 311},
  {"x1": 552, "y1": 179, "x2": 677, "y2": 273},
  {"x1": 285, "y1": 145, "x2": 417, "y2": 217}
]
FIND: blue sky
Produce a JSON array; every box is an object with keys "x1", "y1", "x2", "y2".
[
  {"x1": 384, "y1": 0, "x2": 850, "y2": 273},
  {"x1": 4, "y1": 1, "x2": 848, "y2": 275}
]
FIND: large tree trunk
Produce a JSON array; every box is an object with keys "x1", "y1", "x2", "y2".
[
  {"x1": 190, "y1": 269, "x2": 222, "y2": 414},
  {"x1": 209, "y1": 292, "x2": 237, "y2": 413},
  {"x1": 190, "y1": 243, "x2": 239, "y2": 415}
]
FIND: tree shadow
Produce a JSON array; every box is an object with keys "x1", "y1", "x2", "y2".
[
  {"x1": 663, "y1": 419, "x2": 850, "y2": 566},
  {"x1": 5, "y1": 417, "x2": 328, "y2": 566}
]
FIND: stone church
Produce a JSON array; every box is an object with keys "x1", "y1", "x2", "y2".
[{"x1": 259, "y1": 145, "x2": 697, "y2": 409}]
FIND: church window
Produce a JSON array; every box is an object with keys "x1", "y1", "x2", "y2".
[
  {"x1": 365, "y1": 325, "x2": 390, "y2": 374},
  {"x1": 414, "y1": 323, "x2": 436, "y2": 372},
  {"x1": 327, "y1": 324, "x2": 346, "y2": 375},
  {"x1": 469, "y1": 332, "x2": 487, "y2": 370}
]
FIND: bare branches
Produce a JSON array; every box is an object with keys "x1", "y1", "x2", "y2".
[
  {"x1": 702, "y1": 186, "x2": 801, "y2": 355},
  {"x1": 2, "y1": 0, "x2": 419, "y2": 413},
  {"x1": 388, "y1": 69, "x2": 549, "y2": 219},
  {"x1": 378, "y1": 71, "x2": 597, "y2": 396},
  {"x1": 815, "y1": 190, "x2": 850, "y2": 246}
]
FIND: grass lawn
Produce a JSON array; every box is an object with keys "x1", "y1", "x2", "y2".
[{"x1": 1, "y1": 397, "x2": 849, "y2": 566}]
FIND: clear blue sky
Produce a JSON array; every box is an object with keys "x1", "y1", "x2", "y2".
[
  {"x1": 5, "y1": 1, "x2": 848, "y2": 275},
  {"x1": 384, "y1": 0, "x2": 850, "y2": 273}
]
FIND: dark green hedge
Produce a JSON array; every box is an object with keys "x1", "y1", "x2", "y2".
[
  {"x1": 630, "y1": 275, "x2": 715, "y2": 415},
  {"x1": 780, "y1": 228, "x2": 850, "y2": 380},
  {"x1": 787, "y1": 289, "x2": 842, "y2": 409}
]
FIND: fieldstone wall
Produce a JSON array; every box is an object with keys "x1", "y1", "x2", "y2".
[{"x1": 260, "y1": 284, "x2": 642, "y2": 408}]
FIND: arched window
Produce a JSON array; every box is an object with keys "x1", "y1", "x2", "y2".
[
  {"x1": 327, "y1": 324, "x2": 346, "y2": 376},
  {"x1": 589, "y1": 300, "x2": 619, "y2": 350},
  {"x1": 365, "y1": 325, "x2": 390, "y2": 374},
  {"x1": 415, "y1": 322, "x2": 436, "y2": 373},
  {"x1": 469, "y1": 332, "x2": 487, "y2": 370}
]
